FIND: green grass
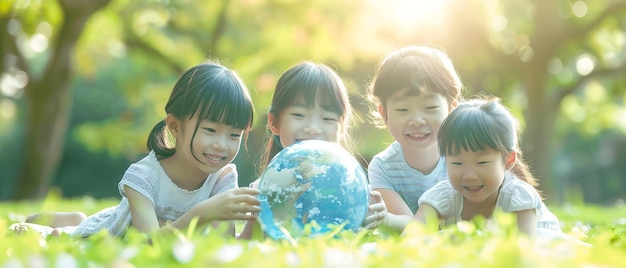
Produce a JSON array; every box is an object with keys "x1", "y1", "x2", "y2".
[{"x1": 1, "y1": 194, "x2": 625, "y2": 267}]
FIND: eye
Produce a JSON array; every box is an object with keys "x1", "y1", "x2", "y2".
[
  {"x1": 203, "y1": 127, "x2": 216, "y2": 133},
  {"x1": 477, "y1": 161, "x2": 490, "y2": 165},
  {"x1": 291, "y1": 113, "x2": 305, "y2": 118},
  {"x1": 449, "y1": 162, "x2": 462, "y2": 166},
  {"x1": 394, "y1": 108, "x2": 408, "y2": 112},
  {"x1": 425, "y1": 106, "x2": 439, "y2": 110},
  {"x1": 230, "y1": 133, "x2": 242, "y2": 139}
]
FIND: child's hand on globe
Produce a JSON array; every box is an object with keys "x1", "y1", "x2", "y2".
[{"x1": 362, "y1": 190, "x2": 387, "y2": 229}]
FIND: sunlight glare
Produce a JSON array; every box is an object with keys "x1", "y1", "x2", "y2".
[
  {"x1": 0, "y1": 72, "x2": 28, "y2": 98},
  {"x1": 616, "y1": 108, "x2": 626, "y2": 133},
  {"x1": 576, "y1": 53, "x2": 595, "y2": 76},
  {"x1": 373, "y1": 0, "x2": 447, "y2": 34},
  {"x1": 29, "y1": 33, "x2": 48, "y2": 53},
  {"x1": 491, "y1": 15, "x2": 508, "y2": 32},
  {"x1": 37, "y1": 21, "x2": 53, "y2": 37},
  {"x1": 572, "y1": 1, "x2": 588, "y2": 18}
]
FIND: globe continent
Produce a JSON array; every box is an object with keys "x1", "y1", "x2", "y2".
[{"x1": 257, "y1": 140, "x2": 369, "y2": 240}]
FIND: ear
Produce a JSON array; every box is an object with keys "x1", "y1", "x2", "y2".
[
  {"x1": 165, "y1": 114, "x2": 181, "y2": 139},
  {"x1": 267, "y1": 113, "x2": 280, "y2": 135},
  {"x1": 505, "y1": 151, "x2": 517, "y2": 170},
  {"x1": 377, "y1": 104, "x2": 387, "y2": 123},
  {"x1": 448, "y1": 99, "x2": 458, "y2": 112}
]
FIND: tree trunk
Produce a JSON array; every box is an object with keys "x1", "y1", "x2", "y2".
[
  {"x1": 522, "y1": 69, "x2": 560, "y2": 203},
  {"x1": 13, "y1": 0, "x2": 111, "y2": 200}
]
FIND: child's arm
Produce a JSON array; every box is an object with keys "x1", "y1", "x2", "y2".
[
  {"x1": 374, "y1": 188, "x2": 414, "y2": 230},
  {"x1": 401, "y1": 203, "x2": 440, "y2": 236},
  {"x1": 125, "y1": 185, "x2": 160, "y2": 233},
  {"x1": 166, "y1": 187, "x2": 261, "y2": 231},
  {"x1": 515, "y1": 209, "x2": 537, "y2": 237},
  {"x1": 412, "y1": 203, "x2": 440, "y2": 225}
]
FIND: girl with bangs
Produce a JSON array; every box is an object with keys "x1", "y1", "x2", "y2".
[
  {"x1": 12, "y1": 61, "x2": 261, "y2": 238},
  {"x1": 408, "y1": 96, "x2": 571, "y2": 240},
  {"x1": 238, "y1": 62, "x2": 387, "y2": 239}
]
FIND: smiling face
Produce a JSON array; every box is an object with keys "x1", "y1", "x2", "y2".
[
  {"x1": 268, "y1": 100, "x2": 343, "y2": 148},
  {"x1": 382, "y1": 89, "x2": 451, "y2": 153},
  {"x1": 170, "y1": 114, "x2": 243, "y2": 180},
  {"x1": 446, "y1": 148, "x2": 511, "y2": 205}
]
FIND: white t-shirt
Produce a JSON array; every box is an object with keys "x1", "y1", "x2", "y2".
[
  {"x1": 418, "y1": 173, "x2": 562, "y2": 232},
  {"x1": 71, "y1": 151, "x2": 237, "y2": 237},
  {"x1": 368, "y1": 141, "x2": 447, "y2": 213}
]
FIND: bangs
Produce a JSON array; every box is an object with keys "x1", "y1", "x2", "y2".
[
  {"x1": 439, "y1": 106, "x2": 506, "y2": 156},
  {"x1": 274, "y1": 63, "x2": 348, "y2": 117},
  {"x1": 374, "y1": 50, "x2": 460, "y2": 102},
  {"x1": 297, "y1": 80, "x2": 346, "y2": 116},
  {"x1": 190, "y1": 73, "x2": 254, "y2": 130},
  {"x1": 375, "y1": 57, "x2": 435, "y2": 97}
]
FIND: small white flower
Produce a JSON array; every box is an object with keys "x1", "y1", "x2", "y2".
[
  {"x1": 3, "y1": 257, "x2": 24, "y2": 268},
  {"x1": 359, "y1": 242, "x2": 377, "y2": 255},
  {"x1": 285, "y1": 252, "x2": 300, "y2": 266},
  {"x1": 214, "y1": 244, "x2": 243, "y2": 263},
  {"x1": 172, "y1": 240, "x2": 196, "y2": 264},
  {"x1": 55, "y1": 253, "x2": 77, "y2": 268},
  {"x1": 118, "y1": 246, "x2": 139, "y2": 261},
  {"x1": 324, "y1": 248, "x2": 357, "y2": 267},
  {"x1": 27, "y1": 254, "x2": 46, "y2": 268}
]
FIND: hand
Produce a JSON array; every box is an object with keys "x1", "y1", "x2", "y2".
[
  {"x1": 362, "y1": 190, "x2": 387, "y2": 229},
  {"x1": 194, "y1": 187, "x2": 261, "y2": 222}
]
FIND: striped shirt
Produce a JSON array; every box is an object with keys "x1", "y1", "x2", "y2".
[{"x1": 368, "y1": 141, "x2": 448, "y2": 213}]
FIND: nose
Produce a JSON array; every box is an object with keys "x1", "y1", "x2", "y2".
[
  {"x1": 302, "y1": 118, "x2": 322, "y2": 135},
  {"x1": 409, "y1": 113, "x2": 426, "y2": 126},
  {"x1": 461, "y1": 168, "x2": 478, "y2": 181},
  {"x1": 212, "y1": 135, "x2": 228, "y2": 151}
]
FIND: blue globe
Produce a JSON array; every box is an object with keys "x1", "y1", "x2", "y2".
[{"x1": 257, "y1": 140, "x2": 369, "y2": 240}]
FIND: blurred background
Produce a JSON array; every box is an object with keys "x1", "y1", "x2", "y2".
[{"x1": 1, "y1": 0, "x2": 625, "y2": 205}]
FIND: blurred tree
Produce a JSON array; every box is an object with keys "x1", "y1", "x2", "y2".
[
  {"x1": 1, "y1": 0, "x2": 112, "y2": 199},
  {"x1": 453, "y1": 0, "x2": 626, "y2": 202},
  {"x1": 2, "y1": 0, "x2": 625, "y2": 203},
  {"x1": 1, "y1": 0, "x2": 367, "y2": 199}
]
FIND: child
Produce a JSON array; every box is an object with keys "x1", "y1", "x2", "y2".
[
  {"x1": 11, "y1": 61, "x2": 261, "y2": 238},
  {"x1": 366, "y1": 46, "x2": 464, "y2": 231},
  {"x1": 409, "y1": 96, "x2": 563, "y2": 238},
  {"x1": 238, "y1": 61, "x2": 387, "y2": 239}
]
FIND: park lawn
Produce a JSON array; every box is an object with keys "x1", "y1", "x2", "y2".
[{"x1": 1, "y1": 194, "x2": 625, "y2": 267}]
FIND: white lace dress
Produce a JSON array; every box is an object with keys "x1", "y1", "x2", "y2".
[
  {"x1": 418, "y1": 173, "x2": 562, "y2": 232},
  {"x1": 70, "y1": 151, "x2": 237, "y2": 237}
]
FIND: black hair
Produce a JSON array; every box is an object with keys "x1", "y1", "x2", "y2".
[
  {"x1": 147, "y1": 61, "x2": 254, "y2": 161},
  {"x1": 260, "y1": 62, "x2": 353, "y2": 173},
  {"x1": 438, "y1": 96, "x2": 540, "y2": 195}
]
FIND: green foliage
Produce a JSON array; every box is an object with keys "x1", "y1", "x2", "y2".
[
  {"x1": 2, "y1": 0, "x2": 626, "y2": 203},
  {"x1": 1, "y1": 197, "x2": 626, "y2": 267}
]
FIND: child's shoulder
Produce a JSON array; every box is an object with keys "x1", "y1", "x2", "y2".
[
  {"x1": 371, "y1": 141, "x2": 402, "y2": 161},
  {"x1": 498, "y1": 174, "x2": 542, "y2": 210},
  {"x1": 501, "y1": 174, "x2": 537, "y2": 195},
  {"x1": 215, "y1": 163, "x2": 237, "y2": 180},
  {"x1": 123, "y1": 151, "x2": 161, "y2": 177}
]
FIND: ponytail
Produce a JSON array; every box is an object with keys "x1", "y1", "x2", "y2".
[
  {"x1": 510, "y1": 150, "x2": 544, "y2": 199},
  {"x1": 146, "y1": 120, "x2": 175, "y2": 159}
]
